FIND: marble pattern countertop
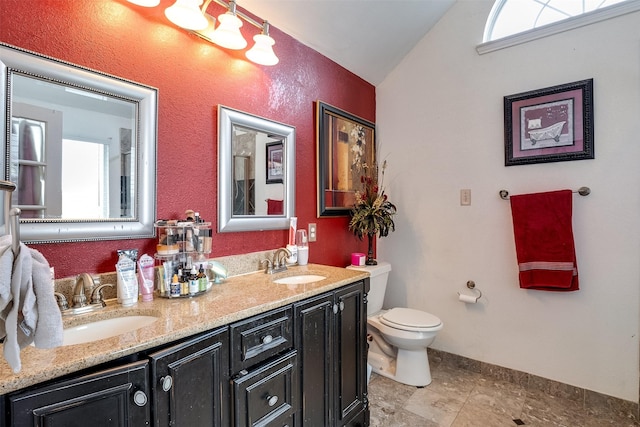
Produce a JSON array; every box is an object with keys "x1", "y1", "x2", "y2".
[{"x1": 0, "y1": 264, "x2": 369, "y2": 395}]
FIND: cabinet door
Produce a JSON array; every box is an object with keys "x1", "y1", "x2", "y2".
[
  {"x1": 149, "y1": 327, "x2": 229, "y2": 427},
  {"x1": 334, "y1": 282, "x2": 368, "y2": 427},
  {"x1": 294, "y1": 292, "x2": 334, "y2": 427},
  {"x1": 8, "y1": 360, "x2": 150, "y2": 426},
  {"x1": 232, "y1": 350, "x2": 298, "y2": 426}
]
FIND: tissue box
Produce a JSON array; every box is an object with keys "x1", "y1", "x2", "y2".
[{"x1": 351, "y1": 253, "x2": 365, "y2": 266}]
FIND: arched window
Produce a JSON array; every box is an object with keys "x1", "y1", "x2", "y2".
[{"x1": 478, "y1": 0, "x2": 640, "y2": 54}]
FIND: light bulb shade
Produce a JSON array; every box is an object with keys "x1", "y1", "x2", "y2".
[
  {"x1": 246, "y1": 34, "x2": 279, "y2": 66},
  {"x1": 210, "y1": 12, "x2": 247, "y2": 50},
  {"x1": 127, "y1": 0, "x2": 160, "y2": 6},
  {"x1": 165, "y1": 0, "x2": 208, "y2": 31}
]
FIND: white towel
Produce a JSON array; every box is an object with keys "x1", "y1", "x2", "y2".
[{"x1": 0, "y1": 235, "x2": 63, "y2": 373}]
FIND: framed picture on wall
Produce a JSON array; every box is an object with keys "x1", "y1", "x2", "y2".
[
  {"x1": 266, "y1": 141, "x2": 283, "y2": 183},
  {"x1": 504, "y1": 79, "x2": 594, "y2": 166},
  {"x1": 316, "y1": 101, "x2": 375, "y2": 217}
]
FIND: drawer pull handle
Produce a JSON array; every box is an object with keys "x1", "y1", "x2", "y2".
[
  {"x1": 133, "y1": 390, "x2": 148, "y2": 407},
  {"x1": 160, "y1": 375, "x2": 173, "y2": 392},
  {"x1": 262, "y1": 334, "x2": 273, "y2": 344},
  {"x1": 267, "y1": 395, "x2": 279, "y2": 406}
]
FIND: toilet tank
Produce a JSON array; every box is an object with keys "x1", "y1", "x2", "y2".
[{"x1": 346, "y1": 261, "x2": 391, "y2": 315}]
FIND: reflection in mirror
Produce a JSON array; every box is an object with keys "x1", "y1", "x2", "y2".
[
  {"x1": 1, "y1": 43, "x2": 157, "y2": 242},
  {"x1": 218, "y1": 105, "x2": 295, "y2": 232}
]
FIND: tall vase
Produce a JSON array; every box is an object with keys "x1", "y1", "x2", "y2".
[{"x1": 366, "y1": 233, "x2": 377, "y2": 265}]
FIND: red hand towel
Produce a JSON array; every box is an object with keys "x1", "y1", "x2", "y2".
[
  {"x1": 509, "y1": 190, "x2": 579, "y2": 291},
  {"x1": 266, "y1": 199, "x2": 283, "y2": 215}
]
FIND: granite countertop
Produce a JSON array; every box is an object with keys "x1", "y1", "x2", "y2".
[{"x1": 0, "y1": 264, "x2": 369, "y2": 395}]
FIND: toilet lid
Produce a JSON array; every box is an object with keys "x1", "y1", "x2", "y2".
[{"x1": 380, "y1": 308, "x2": 442, "y2": 331}]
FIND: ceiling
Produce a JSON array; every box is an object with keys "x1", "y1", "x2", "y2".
[{"x1": 237, "y1": 0, "x2": 457, "y2": 86}]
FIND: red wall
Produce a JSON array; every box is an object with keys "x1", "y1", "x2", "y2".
[{"x1": 0, "y1": 0, "x2": 375, "y2": 278}]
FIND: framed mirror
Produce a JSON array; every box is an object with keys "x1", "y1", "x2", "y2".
[
  {"x1": 0, "y1": 43, "x2": 157, "y2": 243},
  {"x1": 218, "y1": 105, "x2": 295, "y2": 232}
]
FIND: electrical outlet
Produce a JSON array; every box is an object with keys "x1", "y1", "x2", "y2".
[
  {"x1": 308, "y1": 223, "x2": 317, "y2": 242},
  {"x1": 460, "y1": 189, "x2": 471, "y2": 206}
]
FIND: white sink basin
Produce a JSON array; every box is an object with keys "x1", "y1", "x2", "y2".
[
  {"x1": 273, "y1": 275, "x2": 326, "y2": 285},
  {"x1": 63, "y1": 315, "x2": 158, "y2": 346}
]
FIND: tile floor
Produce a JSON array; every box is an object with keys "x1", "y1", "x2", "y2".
[{"x1": 367, "y1": 360, "x2": 640, "y2": 427}]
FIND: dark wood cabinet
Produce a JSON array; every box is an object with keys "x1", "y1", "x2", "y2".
[
  {"x1": 294, "y1": 280, "x2": 369, "y2": 427},
  {"x1": 230, "y1": 306, "x2": 297, "y2": 426},
  {"x1": 148, "y1": 326, "x2": 229, "y2": 427},
  {"x1": 1, "y1": 277, "x2": 368, "y2": 427},
  {"x1": 7, "y1": 360, "x2": 150, "y2": 426},
  {"x1": 232, "y1": 350, "x2": 298, "y2": 426}
]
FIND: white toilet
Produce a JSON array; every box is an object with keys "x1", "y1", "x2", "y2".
[{"x1": 347, "y1": 261, "x2": 443, "y2": 387}]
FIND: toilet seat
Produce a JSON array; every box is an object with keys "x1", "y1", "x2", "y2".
[{"x1": 380, "y1": 308, "x2": 442, "y2": 332}]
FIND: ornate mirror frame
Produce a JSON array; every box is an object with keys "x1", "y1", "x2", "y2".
[{"x1": 0, "y1": 43, "x2": 157, "y2": 243}]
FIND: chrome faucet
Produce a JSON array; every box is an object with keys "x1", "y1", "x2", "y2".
[
  {"x1": 59, "y1": 273, "x2": 112, "y2": 316},
  {"x1": 273, "y1": 248, "x2": 292, "y2": 273},
  {"x1": 262, "y1": 248, "x2": 292, "y2": 274},
  {"x1": 72, "y1": 273, "x2": 95, "y2": 308}
]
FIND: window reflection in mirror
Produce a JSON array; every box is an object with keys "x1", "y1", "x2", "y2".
[{"x1": 10, "y1": 73, "x2": 136, "y2": 220}]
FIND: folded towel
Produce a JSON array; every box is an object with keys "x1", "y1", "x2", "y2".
[
  {"x1": 31, "y1": 247, "x2": 63, "y2": 349},
  {"x1": 267, "y1": 199, "x2": 284, "y2": 215},
  {"x1": 0, "y1": 235, "x2": 63, "y2": 373},
  {"x1": 509, "y1": 190, "x2": 579, "y2": 291}
]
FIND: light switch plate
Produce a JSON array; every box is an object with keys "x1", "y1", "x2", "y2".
[{"x1": 460, "y1": 189, "x2": 471, "y2": 206}]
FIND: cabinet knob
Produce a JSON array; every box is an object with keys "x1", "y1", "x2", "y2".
[
  {"x1": 266, "y1": 395, "x2": 279, "y2": 407},
  {"x1": 133, "y1": 390, "x2": 148, "y2": 407},
  {"x1": 339, "y1": 301, "x2": 345, "y2": 311},
  {"x1": 160, "y1": 375, "x2": 173, "y2": 392},
  {"x1": 262, "y1": 334, "x2": 273, "y2": 344},
  {"x1": 333, "y1": 304, "x2": 338, "y2": 314}
]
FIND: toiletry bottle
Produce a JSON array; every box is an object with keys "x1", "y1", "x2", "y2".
[
  {"x1": 178, "y1": 268, "x2": 187, "y2": 296},
  {"x1": 170, "y1": 274, "x2": 180, "y2": 297},
  {"x1": 189, "y1": 266, "x2": 199, "y2": 295},
  {"x1": 197, "y1": 266, "x2": 207, "y2": 292}
]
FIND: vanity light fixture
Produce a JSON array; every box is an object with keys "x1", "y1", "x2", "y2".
[
  {"x1": 127, "y1": 0, "x2": 160, "y2": 6},
  {"x1": 245, "y1": 22, "x2": 279, "y2": 66},
  {"x1": 129, "y1": 0, "x2": 279, "y2": 66},
  {"x1": 209, "y1": 0, "x2": 247, "y2": 49},
  {"x1": 164, "y1": 0, "x2": 209, "y2": 31}
]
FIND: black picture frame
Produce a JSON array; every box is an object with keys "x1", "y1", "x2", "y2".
[
  {"x1": 266, "y1": 141, "x2": 283, "y2": 184},
  {"x1": 504, "y1": 79, "x2": 594, "y2": 166},
  {"x1": 316, "y1": 101, "x2": 375, "y2": 217}
]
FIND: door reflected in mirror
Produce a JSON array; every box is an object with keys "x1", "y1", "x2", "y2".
[{"x1": 231, "y1": 124, "x2": 285, "y2": 216}]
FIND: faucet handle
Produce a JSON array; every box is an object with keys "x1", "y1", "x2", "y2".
[
  {"x1": 54, "y1": 292, "x2": 68, "y2": 311},
  {"x1": 261, "y1": 259, "x2": 273, "y2": 273},
  {"x1": 90, "y1": 283, "x2": 114, "y2": 307}
]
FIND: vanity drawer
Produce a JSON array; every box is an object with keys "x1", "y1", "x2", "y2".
[
  {"x1": 230, "y1": 306, "x2": 293, "y2": 373},
  {"x1": 232, "y1": 351, "x2": 297, "y2": 427}
]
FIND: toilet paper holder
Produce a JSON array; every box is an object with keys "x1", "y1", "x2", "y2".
[{"x1": 458, "y1": 280, "x2": 482, "y2": 302}]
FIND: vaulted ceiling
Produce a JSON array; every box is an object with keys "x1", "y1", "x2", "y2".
[{"x1": 238, "y1": 0, "x2": 456, "y2": 85}]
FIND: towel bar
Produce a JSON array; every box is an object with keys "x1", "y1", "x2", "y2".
[
  {"x1": 499, "y1": 186, "x2": 590, "y2": 200},
  {"x1": 0, "y1": 180, "x2": 21, "y2": 255}
]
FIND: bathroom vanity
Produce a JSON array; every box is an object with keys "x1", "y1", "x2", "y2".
[{"x1": 0, "y1": 264, "x2": 369, "y2": 427}]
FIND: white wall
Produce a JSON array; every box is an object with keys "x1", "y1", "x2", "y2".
[{"x1": 376, "y1": 0, "x2": 640, "y2": 402}]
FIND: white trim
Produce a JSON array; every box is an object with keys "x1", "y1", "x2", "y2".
[{"x1": 477, "y1": 0, "x2": 640, "y2": 55}]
